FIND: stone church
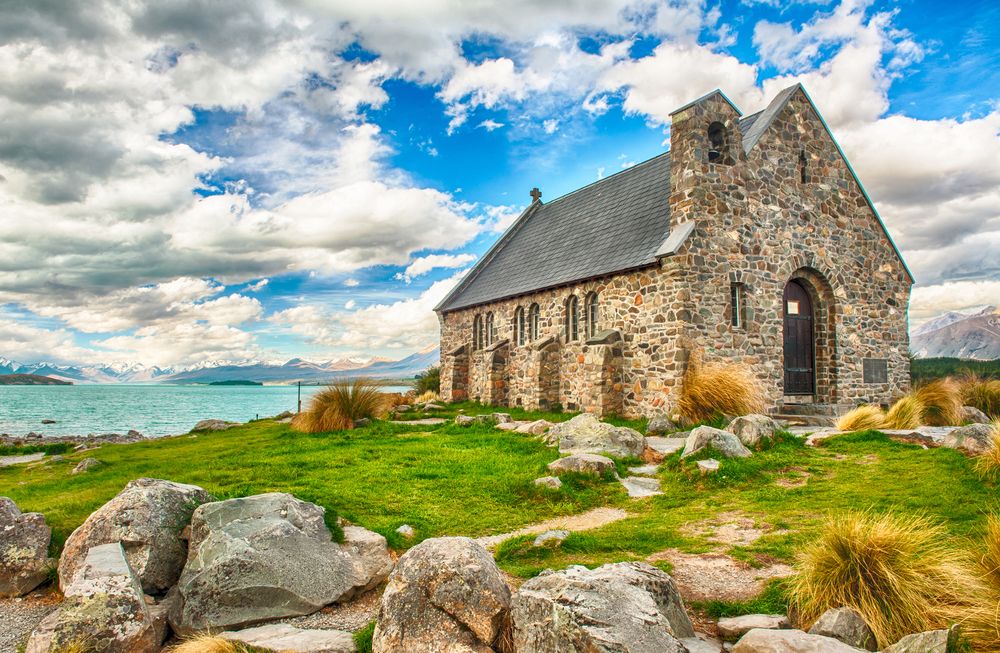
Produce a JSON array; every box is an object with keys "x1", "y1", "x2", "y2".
[{"x1": 434, "y1": 84, "x2": 913, "y2": 419}]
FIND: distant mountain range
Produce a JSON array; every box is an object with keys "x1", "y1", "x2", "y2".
[
  {"x1": 0, "y1": 346, "x2": 440, "y2": 385},
  {"x1": 911, "y1": 306, "x2": 999, "y2": 361}
]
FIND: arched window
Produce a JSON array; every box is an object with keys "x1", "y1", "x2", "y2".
[
  {"x1": 585, "y1": 292, "x2": 600, "y2": 338},
  {"x1": 566, "y1": 295, "x2": 579, "y2": 341},
  {"x1": 528, "y1": 303, "x2": 540, "y2": 341},
  {"x1": 707, "y1": 121, "x2": 728, "y2": 164},
  {"x1": 485, "y1": 312, "x2": 495, "y2": 347},
  {"x1": 514, "y1": 306, "x2": 525, "y2": 346},
  {"x1": 472, "y1": 314, "x2": 482, "y2": 350}
]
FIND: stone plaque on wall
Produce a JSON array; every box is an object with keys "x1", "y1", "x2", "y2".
[{"x1": 863, "y1": 358, "x2": 888, "y2": 384}]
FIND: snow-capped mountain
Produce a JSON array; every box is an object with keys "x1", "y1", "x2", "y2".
[
  {"x1": 911, "y1": 306, "x2": 999, "y2": 360},
  {"x1": 0, "y1": 347, "x2": 441, "y2": 384}
]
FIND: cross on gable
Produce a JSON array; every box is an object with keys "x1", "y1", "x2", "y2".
[{"x1": 529, "y1": 187, "x2": 542, "y2": 203}]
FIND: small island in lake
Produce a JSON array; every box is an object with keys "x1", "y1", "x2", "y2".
[
  {"x1": 0, "y1": 374, "x2": 72, "y2": 385},
  {"x1": 208, "y1": 379, "x2": 263, "y2": 386}
]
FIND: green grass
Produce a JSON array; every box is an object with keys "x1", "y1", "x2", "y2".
[
  {"x1": 0, "y1": 417, "x2": 622, "y2": 552},
  {"x1": 0, "y1": 442, "x2": 72, "y2": 456},
  {"x1": 693, "y1": 579, "x2": 790, "y2": 618},
  {"x1": 354, "y1": 621, "x2": 375, "y2": 653}
]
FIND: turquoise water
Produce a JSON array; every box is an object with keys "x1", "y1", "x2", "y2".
[{"x1": 0, "y1": 385, "x2": 412, "y2": 437}]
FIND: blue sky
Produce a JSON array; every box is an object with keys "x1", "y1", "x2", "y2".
[{"x1": 0, "y1": 0, "x2": 997, "y2": 368}]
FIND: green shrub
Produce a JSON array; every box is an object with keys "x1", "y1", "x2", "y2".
[
  {"x1": 354, "y1": 621, "x2": 375, "y2": 653},
  {"x1": 414, "y1": 366, "x2": 440, "y2": 394}
]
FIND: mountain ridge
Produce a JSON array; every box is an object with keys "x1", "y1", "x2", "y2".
[{"x1": 911, "y1": 306, "x2": 999, "y2": 361}]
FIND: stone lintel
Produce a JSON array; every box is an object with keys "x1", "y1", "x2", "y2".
[{"x1": 586, "y1": 329, "x2": 622, "y2": 346}]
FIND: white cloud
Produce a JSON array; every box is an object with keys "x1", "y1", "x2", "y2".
[
  {"x1": 343, "y1": 278, "x2": 360, "y2": 287},
  {"x1": 394, "y1": 253, "x2": 477, "y2": 283},
  {"x1": 477, "y1": 119, "x2": 506, "y2": 132},
  {"x1": 345, "y1": 299, "x2": 356, "y2": 310},
  {"x1": 246, "y1": 279, "x2": 270, "y2": 292},
  {"x1": 909, "y1": 280, "x2": 1000, "y2": 326}
]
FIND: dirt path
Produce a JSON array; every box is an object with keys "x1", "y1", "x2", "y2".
[{"x1": 474, "y1": 507, "x2": 629, "y2": 549}]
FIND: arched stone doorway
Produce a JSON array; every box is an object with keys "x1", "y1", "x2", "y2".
[{"x1": 781, "y1": 268, "x2": 838, "y2": 403}]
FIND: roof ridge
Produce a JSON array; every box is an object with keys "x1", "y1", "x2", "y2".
[{"x1": 541, "y1": 150, "x2": 670, "y2": 209}]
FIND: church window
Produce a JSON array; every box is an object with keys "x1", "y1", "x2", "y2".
[
  {"x1": 528, "y1": 304, "x2": 540, "y2": 341},
  {"x1": 514, "y1": 307, "x2": 525, "y2": 346},
  {"x1": 708, "y1": 121, "x2": 728, "y2": 164},
  {"x1": 566, "y1": 295, "x2": 579, "y2": 341},
  {"x1": 586, "y1": 292, "x2": 600, "y2": 338}
]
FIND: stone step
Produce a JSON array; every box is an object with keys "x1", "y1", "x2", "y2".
[
  {"x1": 772, "y1": 413, "x2": 837, "y2": 427},
  {"x1": 778, "y1": 403, "x2": 852, "y2": 417}
]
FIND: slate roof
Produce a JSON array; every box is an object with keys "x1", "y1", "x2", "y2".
[{"x1": 436, "y1": 152, "x2": 673, "y2": 312}]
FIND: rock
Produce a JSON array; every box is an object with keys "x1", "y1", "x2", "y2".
[
  {"x1": 394, "y1": 404, "x2": 412, "y2": 412},
  {"x1": 273, "y1": 411, "x2": 295, "y2": 420},
  {"x1": 511, "y1": 561, "x2": 694, "y2": 652},
  {"x1": 40, "y1": 419, "x2": 56, "y2": 425},
  {"x1": 353, "y1": 418, "x2": 371, "y2": 428},
  {"x1": 395, "y1": 524, "x2": 416, "y2": 538},
  {"x1": 961, "y1": 405, "x2": 991, "y2": 424},
  {"x1": 644, "y1": 436, "x2": 688, "y2": 459},
  {"x1": 222, "y1": 624, "x2": 356, "y2": 652},
  {"x1": 59, "y1": 478, "x2": 212, "y2": 595},
  {"x1": 550, "y1": 413, "x2": 645, "y2": 457},
  {"x1": 496, "y1": 422, "x2": 520, "y2": 431},
  {"x1": 424, "y1": 402, "x2": 444, "y2": 411},
  {"x1": 0, "y1": 497, "x2": 55, "y2": 598},
  {"x1": 516, "y1": 419, "x2": 554, "y2": 436},
  {"x1": 169, "y1": 493, "x2": 384, "y2": 634},
  {"x1": 682, "y1": 426, "x2": 752, "y2": 459},
  {"x1": 149, "y1": 592, "x2": 178, "y2": 645},
  {"x1": 127, "y1": 429, "x2": 143, "y2": 437},
  {"x1": 808, "y1": 607, "x2": 877, "y2": 651},
  {"x1": 697, "y1": 458, "x2": 720, "y2": 474},
  {"x1": 372, "y1": 537, "x2": 510, "y2": 653},
  {"x1": 881, "y1": 627, "x2": 958, "y2": 653},
  {"x1": 456, "y1": 414, "x2": 496, "y2": 426},
  {"x1": 646, "y1": 414, "x2": 677, "y2": 435},
  {"x1": 493, "y1": 412, "x2": 512, "y2": 424},
  {"x1": 533, "y1": 476, "x2": 562, "y2": 489},
  {"x1": 718, "y1": 614, "x2": 791, "y2": 639},
  {"x1": 681, "y1": 633, "x2": 726, "y2": 653},
  {"x1": 547, "y1": 453, "x2": 616, "y2": 475},
  {"x1": 629, "y1": 464, "x2": 661, "y2": 476},
  {"x1": 70, "y1": 457, "x2": 102, "y2": 474},
  {"x1": 533, "y1": 530, "x2": 569, "y2": 547},
  {"x1": 26, "y1": 543, "x2": 158, "y2": 653},
  {"x1": 732, "y1": 628, "x2": 865, "y2": 652},
  {"x1": 726, "y1": 415, "x2": 780, "y2": 448},
  {"x1": 191, "y1": 418, "x2": 239, "y2": 431},
  {"x1": 341, "y1": 525, "x2": 394, "y2": 596},
  {"x1": 621, "y1": 475, "x2": 663, "y2": 498},
  {"x1": 943, "y1": 423, "x2": 995, "y2": 455}
]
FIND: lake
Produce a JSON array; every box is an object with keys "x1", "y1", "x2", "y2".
[{"x1": 0, "y1": 384, "x2": 413, "y2": 437}]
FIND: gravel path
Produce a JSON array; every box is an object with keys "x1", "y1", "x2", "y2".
[
  {"x1": 0, "y1": 595, "x2": 59, "y2": 653},
  {"x1": 475, "y1": 506, "x2": 629, "y2": 549}
]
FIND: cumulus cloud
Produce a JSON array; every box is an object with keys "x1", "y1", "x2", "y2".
[
  {"x1": 909, "y1": 280, "x2": 1000, "y2": 326},
  {"x1": 395, "y1": 254, "x2": 477, "y2": 283}
]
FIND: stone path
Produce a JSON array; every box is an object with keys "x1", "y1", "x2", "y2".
[
  {"x1": 628, "y1": 464, "x2": 661, "y2": 476},
  {"x1": 647, "y1": 549, "x2": 795, "y2": 602},
  {"x1": 390, "y1": 418, "x2": 447, "y2": 426},
  {"x1": 644, "y1": 436, "x2": 686, "y2": 457},
  {"x1": 475, "y1": 507, "x2": 629, "y2": 549},
  {"x1": 620, "y1": 476, "x2": 663, "y2": 498},
  {"x1": 0, "y1": 452, "x2": 45, "y2": 467},
  {"x1": 802, "y1": 425, "x2": 957, "y2": 447}
]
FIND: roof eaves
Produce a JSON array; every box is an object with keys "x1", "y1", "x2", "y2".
[
  {"x1": 654, "y1": 220, "x2": 696, "y2": 258},
  {"x1": 434, "y1": 200, "x2": 543, "y2": 313},
  {"x1": 669, "y1": 88, "x2": 743, "y2": 117}
]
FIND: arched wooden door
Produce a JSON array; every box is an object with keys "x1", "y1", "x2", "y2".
[{"x1": 783, "y1": 280, "x2": 815, "y2": 396}]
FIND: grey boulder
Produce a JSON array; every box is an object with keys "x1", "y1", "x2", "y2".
[
  {"x1": 732, "y1": 628, "x2": 865, "y2": 652},
  {"x1": 547, "y1": 453, "x2": 616, "y2": 475},
  {"x1": 551, "y1": 413, "x2": 645, "y2": 457},
  {"x1": 71, "y1": 457, "x2": 102, "y2": 474},
  {"x1": 0, "y1": 497, "x2": 55, "y2": 597},
  {"x1": 881, "y1": 627, "x2": 958, "y2": 653},
  {"x1": 373, "y1": 536, "x2": 510, "y2": 653},
  {"x1": 58, "y1": 477, "x2": 212, "y2": 595},
  {"x1": 961, "y1": 405, "x2": 991, "y2": 424},
  {"x1": 222, "y1": 624, "x2": 355, "y2": 652},
  {"x1": 808, "y1": 607, "x2": 876, "y2": 651},
  {"x1": 646, "y1": 414, "x2": 677, "y2": 435},
  {"x1": 682, "y1": 426, "x2": 752, "y2": 459},
  {"x1": 26, "y1": 543, "x2": 158, "y2": 653},
  {"x1": 943, "y1": 423, "x2": 995, "y2": 455},
  {"x1": 718, "y1": 614, "x2": 790, "y2": 639},
  {"x1": 511, "y1": 561, "x2": 694, "y2": 652},
  {"x1": 169, "y1": 493, "x2": 390, "y2": 634},
  {"x1": 191, "y1": 418, "x2": 239, "y2": 431},
  {"x1": 533, "y1": 476, "x2": 563, "y2": 489},
  {"x1": 726, "y1": 415, "x2": 780, "y2": 448}
]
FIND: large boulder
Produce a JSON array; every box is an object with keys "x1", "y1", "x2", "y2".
[
  {"x1": 732, "y1": 628, "x2": 865, "y2": 652},
  {"x1": 26, "y1": 543, "x2": 159, "y2": 653},
  {"x1": 808, "y1": 607, "x2": 877, "y2": 651},
  {"x1": 726, "y1": 415, "x2": 780, "y2": 448},
  {"x1": 681, "y1": 426, "x2": 752, "y2": 459},
  {"x1": 221, "y1": 624, "x2": 356, "y2": 652},
  {"x1": 169, "y1": 493, "x2": 390, "y2": 634},
  {"x1": 550, "y1": 414, "x2": 645, "y2": 457},
  {"x1": 717, "y1": 614, "x2": 790, "y2": 639},
  {"x1": 373, "y1": 537, "x2": 510, "y2": 653},
  {"x1": 881, "y1": 628, "x2": 958, "y2": 653},
  {"x1": 646, "y1": 414, "x2": 677, "y2": 435},
  {"x1": 58, "y1": 477, "x2": 212, "y2": 595},
  {"x1": 191, "y1": 419, "x2": 239, "y2": 431},
  {"x1": 943, "y1": 423, "x2": 995, "y2": 455},
  {"x1": 961, "y1": 405, "x2": 991, "y2": 424},
  {"x1": 547, "y1": 453, "x2": 616, "y2": 475},
  {"x1": 512, "y1": 562, "x2": 694, "y2": 652},
  {"x1": 0, "y1": 497, "x2": 55, "y2": 597}
]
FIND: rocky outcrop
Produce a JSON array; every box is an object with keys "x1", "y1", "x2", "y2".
[
  {"x1": 681, "y1": 426, "x2": 752, "y2": 459},
  {"x1": 26, "y1": 543, "x2": 158, "y2": 653},
  {"x1": 222, "y1": 624, "x2": 356, "y2": 653},
  {"x1": 373, "y1": 537, "x2": 510, "y2": 653},
  {"x1": 0, "y1": 497, "x2": 54, "y2": 597},
  {"x1": 547, "y1": 453, "x2": 616, "y2": 475},
  {"x1": 191, "y1": 419, "x2": 239, "y2": 431},
  {"x1": 881, "y1": 628, "x2": 957, "y2": 653},
  {"x1": 550, "y1": 414, "x2": 645, "y2": 457},
  {"x1": 717, "y1": 614, "x2": 789, "y2": 639},
  {"x1": 726, "y1": 415, "x2": 779, "y2": 448},
  {"x1": 732, "y1": 628, "x2": 864, "y2": 652},
  {"x1": 71, "y1": 457, "x2": 102, "y2": 474},
  {"x1": 58, "y1": 477, "x2": 212, "y2": 595},
  {"x1": 169, "y1": 493, "x2": 389, "y2": 634},
  {"x1": 807, "y1": 607, "x2": 877, "y2": 651},
  {"x1": 943, "y1": 423, "x2": 995, "y2": 455},
  {"x1": 511, "y1": 562, "x2": 694, "y2": 652}
]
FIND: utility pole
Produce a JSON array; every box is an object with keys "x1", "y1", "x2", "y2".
[{"x1": 297, "y1": 381, "x2": 302, "y2": 414}]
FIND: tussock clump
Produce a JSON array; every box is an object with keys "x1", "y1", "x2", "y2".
[
  {"x1": 416, "y1": 390, "x2": 440, "y2": 403},
  {"x1": 962, "y1": 515, "x2": 1000, "y2": 652},
  {"x1": 677, "y1": 350, "x2": 764, "y2": 423},
  {"x1": 974, "y1": 419, "x2": 1000, "y2": 479},
  {"x1": 883, "y1": 394, "x2": 924, "y2": 430},
  {"x1": 291, "y1": 378, "x2": 388, "y2": 433},
  {"x1": 915, "y1": 378, "x2": 964, "y2": 426},
  {"x1": 789, "y1": 511, "x2": 979, "y2": 648},
  {"x1": 835, "y1": 405, "x2": 885, "y2": 432},
  {"x1": 961, "y1": 374, "x2": 1000, "y2": 419},
  {"x1": 168, "y1": 635, "x2": 270, "y2": 653}
]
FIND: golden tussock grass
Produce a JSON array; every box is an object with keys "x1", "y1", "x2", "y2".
[
  {"x1": 915, "y1": 377, "x2": 964, "y2": 426},
  {"x1": 789, "y1": 511, "x2": 979, "y2": 648},
  {"x1": 959, "y1": 515, "x2": 1000, "y2": 652},
  {"x1": 677, "y1": 350, "x2": 764, "y2": 423},
  {"x1": 960, "y1": 374, "x2": 1000, "y2": 419},
  {"x1": 882, "y1": 394, "x2": 925, "y2": 430},
  {"x1": 168, "y1": 635, "x2": 282, "y2": 653},
  {"x1": 416, "y1": 390, "x2": 440, "y2": 403},
  {"x1": 291, "y1": 378, "x2": 389, "y2": 433},
  {"x1": 974, "y1": 419, "x2": 1000, "y2": 479},
  {"x1": 835, "y1": 404, "x2": 886, "y2": 432}
]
